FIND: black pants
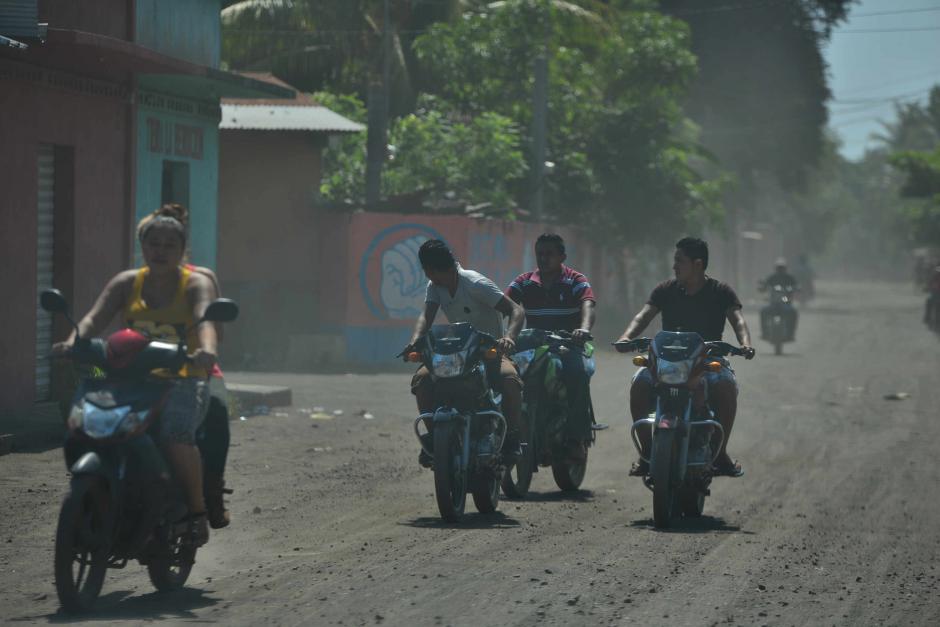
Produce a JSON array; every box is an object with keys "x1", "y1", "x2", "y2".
[{"x1": 196, "y1": 395, "x2": 230, "y2": 476}]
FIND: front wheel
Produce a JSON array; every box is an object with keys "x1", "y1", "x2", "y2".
[
  {"x1": 551, "y1": 448, "x2": 587, "y2": 492},
  {"x1": 651, "y1": 431, "x2": 677, "y2": 529},
  {"x1": 54, "y1": 476, "x2": 112, "y2": 613},
  {"x1": 433, "y1": 422, "x2": 467, "y2": 522}
]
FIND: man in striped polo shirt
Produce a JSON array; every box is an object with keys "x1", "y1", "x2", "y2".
[{"x1": 506, "y1": 233, "x2": 596, "y2": 459}]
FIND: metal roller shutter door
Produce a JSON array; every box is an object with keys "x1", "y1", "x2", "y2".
[{"x1": 35, "y1": 144, "x2": 54, "y2": 401}]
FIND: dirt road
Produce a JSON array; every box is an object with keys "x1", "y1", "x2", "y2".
[{"x1": 2, "y1": 281, "x2": 938, "y2": 626}]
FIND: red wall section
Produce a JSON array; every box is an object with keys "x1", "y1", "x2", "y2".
[{"x1": 0, "y1": 73, "x2": 129, "y2": 413}]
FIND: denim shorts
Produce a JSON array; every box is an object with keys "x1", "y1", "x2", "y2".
[
  {"x1": 159, "y1": 378, "x2": 209, "y2": 445},
  {"x1": 632, "y1": 357, "x2": 738, "y2": 392}
]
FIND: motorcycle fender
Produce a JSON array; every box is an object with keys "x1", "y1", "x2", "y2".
[
  {"x1": 656, "y1": 415, "x2": 679, "y2": 430},
  {"x1": 70, "y1": 451, "x2": 120, "y2": 505},
  {"x1": 432, "y1": 408, "x2": 461, "y2": 424}
]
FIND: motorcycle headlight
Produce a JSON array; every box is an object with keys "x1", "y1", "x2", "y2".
[
  {"x1": 431, "y1": 352, "x2": 466, "y2": 378},
  {"x1": 512, "y1": 349, "x2": 536, "y2": 376},
  {"x1": 656, "y1": 359, "x2": 691, "y2": 385},
  {"x1": 82, "y1": 403, "x2": 133, "y2": 438}
]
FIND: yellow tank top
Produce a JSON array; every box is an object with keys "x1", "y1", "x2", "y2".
[{"x1": 123, "y1": 266, "x2": 206, "y2": 378}]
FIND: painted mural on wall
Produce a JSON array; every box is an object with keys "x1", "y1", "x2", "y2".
[{"x1": 359, "y1": 223, "x2": 446, "y2": 321}]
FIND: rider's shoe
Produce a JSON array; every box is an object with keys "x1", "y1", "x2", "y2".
[
  {"x1": 629, "y1": 459, "x2": 649, "y2": 477},
  {"x1": 186, "y1": 512, "x2": 210, "y2": 547},
  {"x1": 712, "y1": 454, "x2": 744, "y2": 477},
  {"x1": 501, "y1": 431, "x2": 523, "y2": 461},
  {"x1": 418, "y1": 432, "x2": 433, "y2": 468},
  {"x1": 204, "y1": 473, "x2": 231, "y2": 529}
]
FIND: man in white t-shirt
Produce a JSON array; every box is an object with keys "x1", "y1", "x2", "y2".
[{"x1": 406, "y1": 239, "x2": 526, "y2": 467}]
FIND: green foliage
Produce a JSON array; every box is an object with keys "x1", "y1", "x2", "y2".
[
  {"x1": 313, "y1": 92, "x2": 368, "y2": 203},
  {"x1": 315, "y1": 93, "x2": 528, "y2": 207},
  {"x1": 412, "y1": 0, "x2": 724, "y2": 240}
]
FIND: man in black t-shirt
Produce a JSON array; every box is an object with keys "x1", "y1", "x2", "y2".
[{"x1": 615, "y1": 237, "x2": 755, "y2": 477}]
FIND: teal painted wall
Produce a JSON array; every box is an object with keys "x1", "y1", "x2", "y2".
[
  {"x1": 135, "y1": 88, "x2": 220, "y2": 268},
  {"x1": 135, "y1": 0, "x2": 221, "y2": 68}
]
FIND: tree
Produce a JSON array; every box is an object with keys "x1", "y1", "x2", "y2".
[{"x1": 413, "y1": 0, "x2": 725, "y2": 241}]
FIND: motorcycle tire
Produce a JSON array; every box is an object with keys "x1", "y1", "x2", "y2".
[
  {"x1": 433, "y1": 421, "x2": 467, "y2": 522},
  {"x1": 551, "y1": 450, "x2": 587, "y2": 493},
  {"x1": 774, "y1": 340, "x2": 783, "y2": 356},
  {"x1": 54, "y1": 476, "x2": 111, "y2": 613},
  {"x1": 651, "y1": 430, "x2": 677, "y2": 529},
  {"x1": 147, "y1": 531, "x2": 197, "y2": 592},
  {"x1": 471, "y1": 471, "x2": 501, "y2": 514},
  {"x1": 679, "y1": 486, "x2": 705, "y2": 518},
  {"x1": 502, "y1": 417, "x2": 535, "y2": 499}
]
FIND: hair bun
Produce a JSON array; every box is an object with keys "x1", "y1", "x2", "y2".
[{"x1": 158, "y1": 203, "x2": 189, "y2": 227}]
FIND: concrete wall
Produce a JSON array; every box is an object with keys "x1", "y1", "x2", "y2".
[
  {"x1": 217, "y1": 129, "x2": 325, "y2": 368},
  {"x1": 0, "y1": 63, "x2": 130, "y2": 414},
  {"x1": 135, "y1": 0, "x2": 221, "y2": 68},
  {"x1": 318, "y1": 212, "x2": 630, "y2": 364}
]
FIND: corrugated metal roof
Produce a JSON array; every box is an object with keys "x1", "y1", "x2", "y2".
[{"x1": 220, "y1": 103, "x2": 365, "y2": 133}]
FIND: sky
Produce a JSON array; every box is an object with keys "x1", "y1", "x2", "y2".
[{"x1": 824, "y1": 0, "x2": 940, "y2": 160}]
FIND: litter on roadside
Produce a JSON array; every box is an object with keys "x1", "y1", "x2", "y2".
[{"x1": 883, "y1": 392, "x2": 910, "y2": 401}]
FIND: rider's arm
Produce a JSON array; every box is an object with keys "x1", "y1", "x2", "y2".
[
  {"x1": 495, "y1": 296, "x2": 525, "y2": 343},
  {"x1": 187, "y1": 272, "x2": 219, "y2": 368},
  {"x1": 408, "y1": 302, "x2": 439, "y2": 346},
  {"x1": 191, "y1": 265, "x2": 224, "y2": 342},
  {"x1": 579, "y1": 300, "x2": 596, "y2": 332},
  {"x1": 727, "y1": 307, "x2": 755, "y2": 357},
  {"x1": 616, "y1": 304, "x2": 659, "y2": 343},
  {"x1": 56, "y1": 271, "x2": 135, "y2": 349}
]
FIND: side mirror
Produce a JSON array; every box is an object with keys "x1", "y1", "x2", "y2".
[
  {"x1": 202, "y1": 298, "x2": 239, "y2": 324},
  {"x1": 40, "y1": 288, "x2": 69, "y2": 313}
]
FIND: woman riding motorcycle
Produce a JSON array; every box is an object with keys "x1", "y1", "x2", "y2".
[{"x1": 52, "y1": 204, "x2": 218, "y2": 544}]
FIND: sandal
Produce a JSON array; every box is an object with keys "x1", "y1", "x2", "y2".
[
  {"x1": 629, "y1": 459, "x2": 649, "y2": 477},
  {"x1": 712, "y1": 456, "x2": 744, "y2": 477}
]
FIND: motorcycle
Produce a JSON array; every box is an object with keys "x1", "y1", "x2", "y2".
[
  {"x1": 502, "y1": 329, "x2": 606, "y2": 497},
  {"x1": 760, "y1": 284, "x2": 797, "y2": 355},
  {"x1": 405, "y1": 323, "x2": 508, "y2": 522},
  {"x1": 615, "y1": 332, "x2": 748, "y2": 529},
  {"x1": 40, "y1": 288, "x2": 238, "y2": 612}
]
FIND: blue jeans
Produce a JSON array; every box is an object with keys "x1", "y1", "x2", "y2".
[{"x1": 559, "y1": 350, "x2": 595, "y2": 440}]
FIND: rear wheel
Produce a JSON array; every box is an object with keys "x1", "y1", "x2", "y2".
[
  {"x1": 147, "y1": 531, "x2": 197, "y2": 592},
  {"x1": 551, "y1": 448, "x2": 587, "y2": 492},
  {"x1": 433, "y1": 422, "x2": 467, "y2": 522},
  {"x1": 502, "y1": 415, "x2": 535, "y2": 498},
  {"x1": 471, "y1": 471, "x2": 500, "y2": 514},
  {"x1": 679, "y1": 486, "x2": 705, "y2": 518},
  {"x1": 651, "y1": 431, "x2": 677, "y2": 529},
  {"x1": 54, "y1": 476, "x2": 111, "y2": 613}
]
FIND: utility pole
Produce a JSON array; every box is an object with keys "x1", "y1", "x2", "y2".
[
  {"x1": 530, "y1": 0, "x2": 550, "y2": 221},
  {"x1": 365, "y1": 0, "x2": 391, "y2": 206}
]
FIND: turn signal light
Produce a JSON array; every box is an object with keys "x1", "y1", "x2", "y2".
[
  {"x1": 406, "y1": 352, "x2": 422, "y2": 363},
  {"x1": 706, "y1": 361, "x2": 722, "y2": 372},
  {"x1": 485, "y1": 347, "x2": 499, "y2": 360},
  {"x1": 632, "y1": 356, "x2": 648, "y2": 367}
]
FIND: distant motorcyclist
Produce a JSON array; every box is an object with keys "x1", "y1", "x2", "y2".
[
  {"x1": 506, "y1": 233, "x2": 596, "y2": 461},
  {"x1": 793, "y1": 253, "x2": 815, "y2": 303},
  {"x1": 924, "y1": 264, "x2": 940, "y2": 330},
  {"x1": 405, "y1": 240, "x2": 526, "y2": 466},
  {"x1": 759, "y1": 258, "x2": 799, "y2": 341},
  {"x1": 615, "y1": 237, "x2": 755, "y2": 477}
]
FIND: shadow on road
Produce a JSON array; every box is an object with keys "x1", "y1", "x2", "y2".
[
  {"x1": 401, "y1": 511, "x2": 522, "y2": 529},
  {"x1": 509, "y1": 489, "x2": 596, "y2": 503},
  {"x1": 628, "y1": 515, "x2": 753, "y2": 534},
  {"x1": 14, "y1": 587, "x2": 218, "y2": 624}
]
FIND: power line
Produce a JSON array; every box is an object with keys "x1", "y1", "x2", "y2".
[
  {"x1": 835, "y1": 68, "x2": 940, "y2": 98},
  {"x1": 835, "y1": 26, "x2": 940, "y2": 33},
  {"x1": 850, "y1": 6, "x2": 940, "y2": 18}
]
